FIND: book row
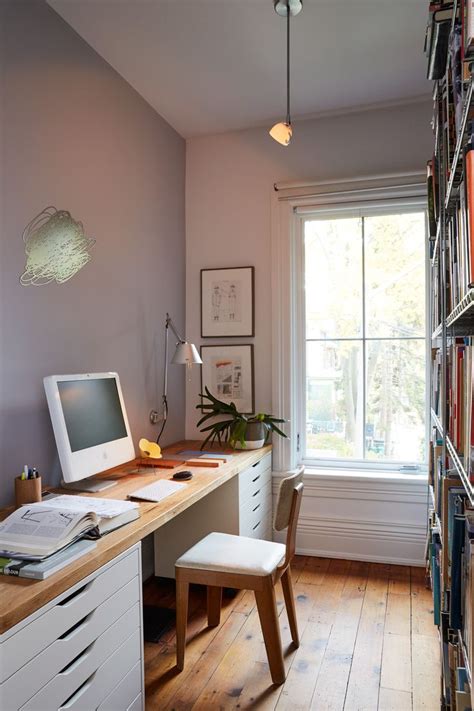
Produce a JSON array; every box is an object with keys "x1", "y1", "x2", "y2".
[
  {"x1": 428, "y1": 466, "x2": 474, "y2": 707},
  {"x1": 431, "y1": 340, "x2": 474, "y2": 479}
]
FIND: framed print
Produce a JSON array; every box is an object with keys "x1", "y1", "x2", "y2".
[
  {"x1": 201, "y1": 266, "x2": 254, "y2": 338},
  {"x1": 200, "y1": 344, "x2": 254, "y2": 414}
]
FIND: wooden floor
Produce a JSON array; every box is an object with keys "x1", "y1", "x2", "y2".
[{"x1": 144, "y1": 556, "x2": 440, "y2": 710}]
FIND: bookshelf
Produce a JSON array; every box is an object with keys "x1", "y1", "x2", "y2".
[{"x1": 426, "y1": 1, "x2": 474, "y2": 708}]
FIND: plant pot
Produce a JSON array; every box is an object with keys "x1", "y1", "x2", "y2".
[{"x1": 234, "y1": 421, "x2": 265, "y2": 450}]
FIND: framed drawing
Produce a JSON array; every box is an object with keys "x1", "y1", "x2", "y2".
[
  {"x1": 200, "y1": 344, "x2": 254, "y2": 414},
  {"x1": 201, "y1": 266, "x2": 254, "y2": 338}
]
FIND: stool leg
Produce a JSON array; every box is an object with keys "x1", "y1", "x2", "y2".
[
  {"x1": 255, "y1": 577, "x2": 285, "y2": 685},
  {"x1": 281, "y1": 566, "x2": 299, "y2": 647},
  {"x1": 176, "y1": 575, "x2": 189, "y2": 671},
  {"x1": 207, "y1": 585, "x2": 222, "y2": 627}
]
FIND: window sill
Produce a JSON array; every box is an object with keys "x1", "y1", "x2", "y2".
[{"x1": 273, "y1": 466, "x2": 427, "y2": 486}]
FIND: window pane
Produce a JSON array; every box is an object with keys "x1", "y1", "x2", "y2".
[
  {"x1": 365, "y1": 212, "x2": 425, "y2": 338},
  {"x1": 306, "y1": 340, "x2": 363, "y2": 459},
  {"x1": 305, "y1": 218, "x2": 362, "y2": 339},
  {"x1": 365, "y1": 339, "x2": 425, "y2": 462}
]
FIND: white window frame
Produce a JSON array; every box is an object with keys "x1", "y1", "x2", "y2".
[{"x1": 270, "y1": 173, "x2": 429, "y2": 477}]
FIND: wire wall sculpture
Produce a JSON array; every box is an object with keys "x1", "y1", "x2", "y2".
[{"x1": 20, "y1": 207, "x2": 95, "y2": 286}]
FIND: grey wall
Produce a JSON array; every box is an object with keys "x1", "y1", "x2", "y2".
[
  {"x1": 185, "y1": 100, "x2": 433, "y2": 437},
  {"x1": 0, "y1": 0, "x2": 186, "y2": 507}
]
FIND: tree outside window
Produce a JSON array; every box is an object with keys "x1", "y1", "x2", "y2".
[{"x1": 304, "y1": 211, "x2": 426, "y2": 464}]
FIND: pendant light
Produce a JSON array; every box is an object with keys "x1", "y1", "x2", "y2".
[{"x1": 269, "y1": 0, "x2": 302, "y2": 146}]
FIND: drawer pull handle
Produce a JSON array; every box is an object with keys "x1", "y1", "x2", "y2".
[
  {"x1": 252, "y1": 503, "x2": 261, "y2": 513},
  {"x1": 59, "y1": 612, "x2": 93, "y2": 641},
  {"x1": 59, "y1": 641, "x2": 94, "y2": 675},
  {"x1": 252, "y1": 489, "x2": 261, "y2": 497},
  {"x1": 252, "y1": 462, "x2": 259, "y2": 468},
  {"x1": 60, "y1": 671, "x2": 97, "y2": 709},
  {"x1": 252, "y1": 474, "x2": 261, "y2": 483},
  {"x1": 252, "y1": 521, "x2": 261, "y2": 531},
  {"x1": 58, "y1": 581, "x2": 93, "y2": 607}
]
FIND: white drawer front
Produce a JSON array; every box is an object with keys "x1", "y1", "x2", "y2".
[
  {"x1": 2, "y1": 548, "x2": 139, "y2": 683},
  {"x1": 243, "y1": 517, "x2": 268, "y2": 540},
  {"x1": 58, "y1": 629, "x2": 141, "y2": 711},
  {"x1": 127, "y1": 693, "x2": 143, "y2": 711},
  {"x1": 240, "y1": 468, "x2": 271, "y2": 509},
  {"x1": 239, "y1": 480, "x2": 271, "y2": 526},
  {"x1": 21, "y1": 604, "x2": 140, "y2": 710},
  {"x1": 238, "y1": 453, "x2": 272, "y2": 502},
  {"x1": 97, "y1": 661, "x2": 142, "y2": 711},
  {"x1": 2, "y1": 576, "x2": 140, "y2": 710},
  {"x1": 240, "y1": 492, "x2": 272, "y2": 539}
]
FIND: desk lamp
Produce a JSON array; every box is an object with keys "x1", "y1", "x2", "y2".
[{"x1": 150, "y1": 313, "x2": 202, "y2": 443}]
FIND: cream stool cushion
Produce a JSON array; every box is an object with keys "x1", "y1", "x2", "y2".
[{"x1": 175, "y1": 532, "x2": 286, "y2": 576}]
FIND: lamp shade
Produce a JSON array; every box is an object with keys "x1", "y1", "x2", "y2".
[
  {"x1": 171, "y1": 341, "x2": 202, "y2": 366},
  {"x1": 269, "y1": 122, "x2": 292, "y2": 146}
]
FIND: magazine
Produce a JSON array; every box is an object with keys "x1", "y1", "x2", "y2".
[{"x1": 0, "y1": 539, "x2": 97, "y2": 579}]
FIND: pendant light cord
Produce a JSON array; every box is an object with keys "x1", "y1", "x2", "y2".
[{"x1": 286, "y1": 2, "x2": 290, "y2": 126}]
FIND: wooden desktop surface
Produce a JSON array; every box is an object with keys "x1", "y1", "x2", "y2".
[{"x1": 0, "y1": 441, "x2": 272, "y2": 635}]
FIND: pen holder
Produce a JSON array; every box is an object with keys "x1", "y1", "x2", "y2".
[{"x1": 15, "y1": 476, "x2": 42, "y2": 508}]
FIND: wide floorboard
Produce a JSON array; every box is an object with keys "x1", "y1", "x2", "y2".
[{"x1": 144, "y1": 556, "x2": 440, "y2": 710}]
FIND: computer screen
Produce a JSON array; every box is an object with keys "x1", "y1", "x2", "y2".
[
  {"x1": 44, "y1": 372, "x2": 135, "y2": 486},
  {"x1": 58, "y1": 378, "x2": 128, "y2": 452}
]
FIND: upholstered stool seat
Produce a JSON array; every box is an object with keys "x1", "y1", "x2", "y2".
[
  {"x1": 176, "y1": 532, "x2": 286, "y2": 576},
  {"x1": 175, "y1": 466, "x2": 304, "y2": 685}
]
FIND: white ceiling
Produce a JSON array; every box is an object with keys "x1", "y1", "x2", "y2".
[{"x1": 48, "y1": 0, "x2": 429, "y2": 138}]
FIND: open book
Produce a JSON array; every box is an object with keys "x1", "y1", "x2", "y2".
[
  {"x1": 0, "y1": 496, "x2": 140, "y2": 560},
  {"x1": 34, "y1": 495, "x2": 139, "y2": 535},
  {"x1": 0, "y1": 506, "x2": 99, "y2": 559}
]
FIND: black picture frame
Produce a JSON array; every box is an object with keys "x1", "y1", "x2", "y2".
[{"x1": 200, "y1": 266, "x2": 255, "y2": 338}]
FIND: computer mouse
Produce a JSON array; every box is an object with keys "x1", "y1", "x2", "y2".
[{"x1": 173, "y1": 470, "x2": 193, "y2": 481}]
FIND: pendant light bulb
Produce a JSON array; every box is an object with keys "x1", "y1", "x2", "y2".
[
  {"x1": 269, "y1": 122, "x2": 293, "y2": 146},
  {"x1": 270, "y1": 1, "x2": 301, "y2": 146}
]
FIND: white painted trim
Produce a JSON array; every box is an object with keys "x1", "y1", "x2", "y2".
[
  {"x1": 272, "y1": 479, "x2": 428, "y2": 504},
  {"x1": 296, "y1": 515, "x2": 424, "y2": 544},
  {"x1": 274, "y1": 170, "x2": 427, "y2": 193},
  {"x1": 272, "y1": 470, "x2": 428, "y2": 566},
  {"x1": 270, "y1": 193, "x2": 295, "y2": 471},
  {"x1": 271, "y1": 174, "x2": 428, "y2": 473}
]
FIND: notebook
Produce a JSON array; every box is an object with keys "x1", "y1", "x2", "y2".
[{"x1": 129, "y1": 479, "x2": 186, "y2": 503}]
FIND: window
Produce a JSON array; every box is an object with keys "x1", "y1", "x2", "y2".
[{"x1": 301, "y1": 209, "x2": 427, "y2": 468}]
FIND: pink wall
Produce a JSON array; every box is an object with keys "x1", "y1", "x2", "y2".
[
  {"x1": 185, "y1": 101, "x2": 433, "y2": 438},
  {"x1": 0, "y1": 0, "x2": 186, "y2": 506}
]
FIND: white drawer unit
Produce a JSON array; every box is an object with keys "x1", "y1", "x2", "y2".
[
  {"x1": 238, "y1": 452, "x2": 272, "y2": 501},
  {"x1": 238, "y1": 454, "x2": 272, "y2": 540},
  {"x1": 0, "y1": 545, "x2": 144, "y2": 711}
]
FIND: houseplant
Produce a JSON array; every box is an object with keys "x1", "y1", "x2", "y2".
[{"x1": 196, "y1": 387, "x2": 287, "y2": 450}]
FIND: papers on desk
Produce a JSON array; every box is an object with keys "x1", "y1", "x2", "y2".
[
  {"x1": 30, "y1": 495, "x2": 140, "y2": 536},
  {"x1": 34, "y1": 495, "x2": 138, "y2": 519}
]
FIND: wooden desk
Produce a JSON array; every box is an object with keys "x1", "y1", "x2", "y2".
[{"x1": 0, "y1": 441, "x2": 272, "y2": 635}]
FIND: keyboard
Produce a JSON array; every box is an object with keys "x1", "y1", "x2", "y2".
[{"x1": 129, "y1": 479, "x2": 186, "y2": 503}]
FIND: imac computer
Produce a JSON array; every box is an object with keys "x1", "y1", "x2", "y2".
[{"x1": 44, "y1": 372, "x2": 136, "y2": 492}]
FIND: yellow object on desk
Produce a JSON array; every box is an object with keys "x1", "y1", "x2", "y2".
[{"x1": 138, "y1": 438, "x2": 162, "y2": 459}]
